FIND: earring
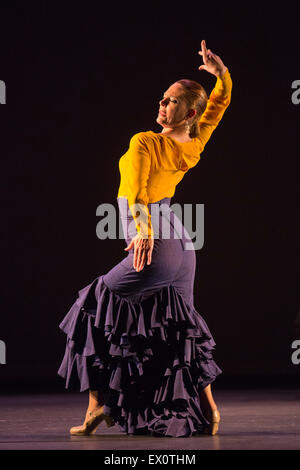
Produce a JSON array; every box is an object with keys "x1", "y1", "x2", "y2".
[{"x1": 185, "y1": 120, "x2": 190, "y2": 135}]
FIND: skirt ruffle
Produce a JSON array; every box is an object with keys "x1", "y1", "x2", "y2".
[{"x1": 57, "y1": 275, "x2": 222, "y2": 437}]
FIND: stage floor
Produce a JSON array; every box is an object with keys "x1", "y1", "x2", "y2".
[{"x1": 0, "y1": 388, "x2": 299, "y2": 450}]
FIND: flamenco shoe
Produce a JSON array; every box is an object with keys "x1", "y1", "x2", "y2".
[
  {"x1": 70, "y1": 405, "x2": 115, "y2": 436},
  {"x1": 203, "y1": 409, "x2": 221, "y2": 436}
]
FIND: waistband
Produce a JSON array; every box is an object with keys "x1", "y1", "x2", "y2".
[
  {"x1": 117, "y1": 196, "x2": 172, "y2": 208},
  {"x1": 116, "y1": 196, "x2": 193, "y2": 249}
]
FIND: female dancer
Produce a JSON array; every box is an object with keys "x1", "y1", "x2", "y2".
[{"x1": 57, "y1": 40, "x2": 232, "y2": 437}]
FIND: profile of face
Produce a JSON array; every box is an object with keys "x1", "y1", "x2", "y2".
[{"x1": 156, "y1": 82, "x2": 195, "y2": 130}]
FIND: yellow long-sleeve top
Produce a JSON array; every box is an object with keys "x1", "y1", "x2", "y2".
[{"x1": 117, "y1": 68, "x2": 232, "y2": 238}]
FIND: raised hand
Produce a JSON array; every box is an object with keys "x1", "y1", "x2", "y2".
[
  {"x1": 124, "y1": 233, "x2": 154, "y2": 272},
  {"x1": 198, "y1": 40, "x2": 227, "y2": 78}
]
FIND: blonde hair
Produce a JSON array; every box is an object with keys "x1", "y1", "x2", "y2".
[{"x1": 175, "y1": 79, "x2": 208, "y2": 138}]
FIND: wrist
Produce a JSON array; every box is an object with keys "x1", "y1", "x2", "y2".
[
  {"x1": 215, "y1": 66, "x2": 228, "y2": 78},
  {"x1": 137, "y1": 230, "x2": 154, "y2": 240}
]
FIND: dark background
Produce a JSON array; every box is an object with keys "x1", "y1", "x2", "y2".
[{"x1": 0, "y1": 2, "x2": 299, "y2": 392}]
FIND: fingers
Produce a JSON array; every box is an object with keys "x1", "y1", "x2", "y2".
[
  {"x1": 198, "y1": 49, "x2": 215, "y2": 61},
  {"x1": 133, "y1": 245, "x2": 146, "y2": 272},
  {"x1": 127, "y1": 235, "x2": 154, "y2": 272},
  {"x1": 147, "y1": 245, "x2": 153, "y2": 265},
  {"x1": 199, "y1": 40, "x2": 219, "y2": 64},
  {"x1": 124, "y1": 239, "x2": 133, "y2": 251},
  {"x1": 201, "y1": 39, "x2": 208, "y2": 63},
  {"x1": 199, "y1": 50, "x2": 213, "y2": 58},
  {"x1": 198, "y1": 49, "x2": 212, "y2": 57},
  {"x1": 133, "y1": 244, "x2": 140, "y2": 270},
  {"x1": 134, "y1": 239, "x2": 154, "y2": 271},
  {"x1": 198, "y1": 47, "x2": 219, "y2": 72},
  {"x1": 137, "y1": 249, "x2": 146, "y2": 272},
  {"x1": 133, "y1": 238, "x2": 144, "y2": 271}
]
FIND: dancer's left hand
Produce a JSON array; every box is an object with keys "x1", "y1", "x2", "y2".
[
  {"x1": 198, "y1": 39, "x2": 228, "y2": 78},
  {"x1": 124, "y1": 233, "x2": 154, "y2": 272}
]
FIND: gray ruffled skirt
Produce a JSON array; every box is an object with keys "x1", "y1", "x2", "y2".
[{"x1": 57, "y1": 196, "x2": 222, "y2": 437}]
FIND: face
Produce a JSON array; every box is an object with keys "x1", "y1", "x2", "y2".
[{"x1": 156, "y1": 83, "x2": 191, "y2": 129}]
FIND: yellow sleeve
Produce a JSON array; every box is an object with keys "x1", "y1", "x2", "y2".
[
  {"x1": 126, "y1": 133, "x2": 154, "y2": 239},
  {"x1": 198, "y1": 68, "x2": 232, "y2": 150}
]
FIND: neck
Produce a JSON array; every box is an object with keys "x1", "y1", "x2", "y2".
[{"x1": 160, "y1": 125, "x2": 191, "y2": 142}]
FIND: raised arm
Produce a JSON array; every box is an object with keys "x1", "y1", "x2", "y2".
[{"x1": 197, "y1": 40, "x2": 232, "y2": 150}]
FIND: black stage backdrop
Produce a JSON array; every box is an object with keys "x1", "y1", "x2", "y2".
[{"x1": 0, "y1": 3, "x2": 299, "y2": 391}]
